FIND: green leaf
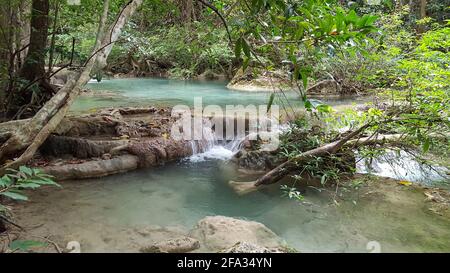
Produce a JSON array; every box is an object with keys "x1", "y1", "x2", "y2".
[
  {"x1": 422, "y1": 138, "x2": 430, "y2": 153},
  {"x1": 300, "y1": 69, "x2": 308, "y2": 89},
  {"x1": 365, "y1": 15, "x2": 378, "y2": 27},
  {"x1": 19, "y1": 166, "x2": 33, "y2": 176},
  {"x1": 345, "y1": 10, "x2": 359, "y2": 25},
  {"x1": 316, "y1": 104, "x2": 333, "y2": 113},
  {"x1": 242, "y1": 39, "x2": 251, "y2": 58},
  {"x1": 267, "y1": 93, "x2": 275, "y2": 112},
  {"x1": 242, "y1": 57, "x2": 250, "y2": 71},
  {"x1": 14, "y1": 183, "x2": 41, "y2": 189},
  {"x1": 0, "y1": 191, "x2": 28, "y2": 201},
  {"x1": 304, "y1": 100, "x2": 313, "y2": 111},
  {"x1": 0, "y1": 175, "x2": 13, "y2": 187},
  {"x1": 9, "y1": 240, "x2": 47, "y2": 252},
  {"x1": 27, "y1": 178, "x2": 60, "y2": 187}
]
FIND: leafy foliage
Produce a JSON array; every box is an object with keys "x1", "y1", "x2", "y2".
[
  {"x1": 8, "y1": 240, "x2": 48, "y2": 252},
  {"x1": 0, "y1": 167, "x2": 59, "y2": 217}
]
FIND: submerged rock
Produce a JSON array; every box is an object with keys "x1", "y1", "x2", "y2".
[
  {"x1": 140, "y1": 236, "x2": 200, "y2": 253},
  {"x1": 189, "y1": 216, "x2": 284, "y2": 252},
  {"x1": 220, "y1": 242, "x2": 287, "y2": 253}
]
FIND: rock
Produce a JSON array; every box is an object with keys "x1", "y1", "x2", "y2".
[
  {"x1": 227, "y1": 68, "x2": 293, "y2": 92},
  {"x1": 220, "y1": 242, "x2": 287, "y2": 253},
  {"x1": 127, "y1": 139, "x2": 193, "y2": 167},
  {"x1": 49, "y1": 67, "x2": 77, "y2": 86},
  {"x1": 231, "y1": 149, "x2": 283, "y2": 171},
  {"x1": 196, "y1": 70, "x2": 227, "y2": 81},
  {"x1": 101, "y1": 153, "x2": 112, "y2": 160},
  {"x1": 41, "y1": 135, "x2": 127, "y2": 158},
  {"x1": 189, "y1": 216, "x2": 283, "y2": 252},
  {"x1": 140, "y1": 236, "x2": 200, "y2": 253}
]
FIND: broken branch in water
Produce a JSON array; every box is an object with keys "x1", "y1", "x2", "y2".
[{"x1": 229, "y1": 123, "x2": 407, "y2": 195}]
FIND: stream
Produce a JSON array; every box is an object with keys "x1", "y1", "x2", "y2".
[
  {"x1": 15, "y1": 78, "x2": 450, "y2": 253},
  {"x1": 70, "y1": 78, "x2": 370, "y2": 113}
]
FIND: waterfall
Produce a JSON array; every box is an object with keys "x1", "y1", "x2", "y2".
[
  {"x1": 187, "y1": 115, "x2": 282, "y2": 162},
  {"x1": 188, "y1": 118, "x2": 246, "y2": 162}
]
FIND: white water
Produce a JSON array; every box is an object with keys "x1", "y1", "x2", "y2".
[
  {"x1": 356, "y1": 149, "x2": 449, "y2": 186},
  {"x1": 189, "y1": 146, "x2": 235, "y2": 162},
  {"x1": 188, "y1": 125, "x2": 245, "y2": 162}
]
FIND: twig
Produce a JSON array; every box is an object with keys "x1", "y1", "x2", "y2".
[
  {"x1": 196, "y1": 0, "x2": 233, "y2": 46},
  {"x1": 0, "y1": 214, "x2": 23, "y2": 230},
  {"x1": 31, "y1": 235, "x2": 62, "y2": 253}
]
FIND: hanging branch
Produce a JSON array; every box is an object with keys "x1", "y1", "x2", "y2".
[{"x1": 196, "y1": 0, "x2": 233, "y2": 45}]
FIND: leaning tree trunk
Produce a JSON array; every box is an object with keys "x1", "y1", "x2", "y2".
[
  {"x1": 0, "y1": 0, "x2": 143, "y2": 175},
  {"x1": 229, "y1": 131, "x2": 405, "y2": 195},
  {"x1": 229, "y1": 124, "x2": 373, "y2": 195}
]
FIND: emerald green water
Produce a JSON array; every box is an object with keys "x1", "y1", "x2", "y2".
[
  {"x1": 70, "y1": 78, "x2": 369, "y2": 113},
  {"x1": 16, "y1": 159, "x2": 450, "y2": 253},
  {"x1": 17, "y1": 78, "x2": 450, "y2": 253}
]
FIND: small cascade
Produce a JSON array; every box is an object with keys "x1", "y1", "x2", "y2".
[
  {"x1": 188, "y1": 118, "x2": 247, "y2": 162},
  {"x1": 188, "y1": 116, "x2": 283, "y2": 162},
  {"x1": 356, "y1": 149, "x2": 450, "y2": 185}
]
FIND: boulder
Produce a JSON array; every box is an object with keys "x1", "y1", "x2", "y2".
[
  {"x1": 227, "y1": 68, "x2": 293, "y2": 92},
  {"x1": 189, "y1": 216, "x2": 283, "y2": 252}
]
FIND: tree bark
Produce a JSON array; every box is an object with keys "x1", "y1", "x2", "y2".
[
  {"x1": 6, "y1": 0, "x2": 51, "y2": 117},
  {"x1": 19, "y1": 0, "x2": 48, "y2": 82},
  {"x1": 182, "y1": 0, "x2": 193, "y2": 24},
  {"x1": 0, "y1": 0, "x2": 143, "y2": 175},
  {"x1": 95, "y1": 0, "x2": 144, "y2": 72},
  {"x1": 47, "y1": 0, "x2": 61, "y2": 75}
]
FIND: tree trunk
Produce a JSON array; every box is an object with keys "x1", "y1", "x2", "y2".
[
  {"x1": 0, "y1": 0, "x2": 143, "y2": 175},
  {"x1": 420, "y1": 0, "x2": 427, "y2": 18},
  {"x1": 418, "y1": 0, "x2": 427, "y2": 33},
  {"x1": 19, "y1": 0, "x2": 48, "y2": 82},
  {"x1": 7, "y1": 0, "x2": 51, "y2": 117},
  {"x1": 47, "y1": 0, "x2": 61, "y2": 75},
  {"x1": 179, "y1": 0, "x2": 193, "y2": 26}
]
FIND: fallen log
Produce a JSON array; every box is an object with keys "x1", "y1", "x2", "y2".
[
  {"x1": 229, "y1": 124, "x2": 390, "y2": 195},
  {"x1": 42, "y1": 154, "x2": 139, "y2": 180}
]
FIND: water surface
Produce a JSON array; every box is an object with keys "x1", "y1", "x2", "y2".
[
  {"x1": 17, "y1": 158, "x2": 450, "y2": 253},
  {"x1": 23, "y1": 78, "x2": 448, "y2": 253},
  {"x1": 70, "y1": 78, "x2": 370, "y2": 113}
]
